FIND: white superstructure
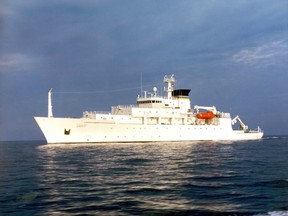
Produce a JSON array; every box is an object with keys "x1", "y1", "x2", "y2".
[{"x1": 34, "y1": 75, "x2": 263, "y2": 144}]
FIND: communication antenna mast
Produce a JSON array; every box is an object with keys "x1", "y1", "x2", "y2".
[
  {"x1": 140, "y1": 72, "x2": 143, "y2": 97},
  {"x1": 163, "y1": 74, "x2": 175, "y2": 99},
  {"x1": 48, "y1": 88, "x2": 53, "y2": 118}
]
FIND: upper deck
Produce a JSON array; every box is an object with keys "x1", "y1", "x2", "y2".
[
  {"x1": 83, "y1": 75, "x2": 231, "y2": 119},
  {"x1": 135, "y1": 75, "x2": 191, "y2": 110}
]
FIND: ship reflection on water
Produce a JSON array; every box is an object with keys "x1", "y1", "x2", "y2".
[{"x1": 36, "y1": 141, "x2": 249, "y2": 215}]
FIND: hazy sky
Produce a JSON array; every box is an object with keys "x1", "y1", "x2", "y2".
[{"x1": 1, "y1": 0, "x2": 288, "y2": 140}]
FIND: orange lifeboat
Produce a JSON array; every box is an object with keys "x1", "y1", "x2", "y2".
[{"x1": 196, "y1": 111, "x2": 215, "y2": 119}]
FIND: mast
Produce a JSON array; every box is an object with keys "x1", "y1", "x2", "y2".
[
  {"x1": 140, "y1": 72, "x2": 143, "y2": 97},
  {"x1": 48, "y1": 88, "x2": 53, "y2": 118},
  {"x1": 164, "y1": 74, "x2": 175, "y2": 99}
]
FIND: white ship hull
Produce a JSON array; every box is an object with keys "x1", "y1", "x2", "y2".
[
  {"x1": 35, "y1": 117, "x2": 263, "y2": 144},
  {"x1": 35, "y1": 75, "x2": 263, "y2": 144}
]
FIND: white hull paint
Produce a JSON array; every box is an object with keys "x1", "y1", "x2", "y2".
[
  {"x1": 34, "y1": 117, "x2": 263, "y2": 144},
  {"x1": 35, "y1": 75, "x2": 263, "y2": 144}
]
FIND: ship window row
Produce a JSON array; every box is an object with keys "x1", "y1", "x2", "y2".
[
  {"x1": 109, "y1": 127, "x2": 222, "y2": 130},
  {"x1": 137, "y1": 100, "x2": 162, "y2": 104}
]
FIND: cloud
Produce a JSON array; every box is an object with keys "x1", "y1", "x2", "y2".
[
  {"x1": 0, "y1": 53, "x2": 39, "y2": 72},
  {"x1": 0, "y1": 6, "x2": 14, "y2": 17},
  {"x1": 231, "y1": 40, "x2": 288, "y2": 67}
]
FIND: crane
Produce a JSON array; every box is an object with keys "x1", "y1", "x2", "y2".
[{"x1": 231, "y1": 115, "x2": 248, "y2": 131}]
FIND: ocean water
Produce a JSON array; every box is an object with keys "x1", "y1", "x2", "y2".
[{"x1": 0, "y1": 137, "x2": 288, "y2": 216}]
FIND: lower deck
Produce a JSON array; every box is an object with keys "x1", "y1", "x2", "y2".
[{"x1": 35, "y1": 117, "x2": 263, "y2": 143}]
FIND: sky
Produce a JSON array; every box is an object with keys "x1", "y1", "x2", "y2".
[{"x1": 0, "y1": 0, "x2": 288, "y2": 141}]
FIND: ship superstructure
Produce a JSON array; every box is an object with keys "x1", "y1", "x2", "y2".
[{"x1": 35, "y1": 75, "x2": 263, "y2": 143}]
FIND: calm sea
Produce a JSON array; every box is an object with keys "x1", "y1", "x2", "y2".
[{"x1": 0, "y1": 137, "x2": 288, "y2": 216}]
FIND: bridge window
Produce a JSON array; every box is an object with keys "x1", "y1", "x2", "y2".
[{"x1": 138, "y1": 100, "x2": 162, "y2": 104}]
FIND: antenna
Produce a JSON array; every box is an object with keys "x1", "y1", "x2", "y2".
[
  {"x1": 48, "y1": 88, "x2": 53, "y2": 118},
  {"x1": 164, "y1": 74, "x2": 175, "y2": 99},
  {"x1": 140, "y1": 72, "x2": 143, "y2": 97}
]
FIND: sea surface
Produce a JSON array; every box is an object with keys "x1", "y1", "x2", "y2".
[{"x1": 0, "y1": 137, "x2": 288, "y2": 216}]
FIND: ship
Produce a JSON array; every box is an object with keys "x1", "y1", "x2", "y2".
[{"x1": 34, "y1": 75, "x2": 263, "y2": 144}]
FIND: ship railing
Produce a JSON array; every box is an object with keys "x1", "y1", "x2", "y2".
[
  {"x1": 138, "y1": 95, "x2": 168, "y2": 100},
  {"x1": 83, "y1": 111, "x2": 111, "y2": 119},
  {"x1": 112, "y1": 105, "x2": 138, "y2": 109},
  {"x1": 218, "y1": 112, "x2": 231, "y2": 118},
  {"x1": 249, "y1": 126, "x2": 262, "y2": 133},
  {"x1": 96, "y1": 111, "x2": 111, "y2": 115}
]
